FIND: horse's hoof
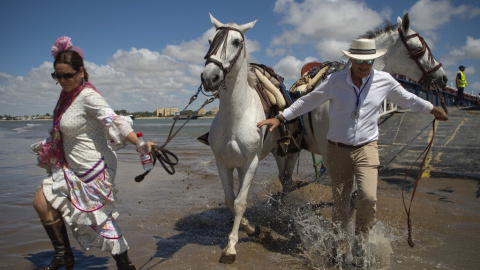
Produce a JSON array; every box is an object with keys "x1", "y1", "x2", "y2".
[
  {"x1": 259, "y1": 229, "x2": 274, "y2": 243},
  {"x1": 219, "y1": 253, "x2": 236, "y2": 264},
  {"x1": 247, "y1": 225, "x2": 261, "y2": 238}
]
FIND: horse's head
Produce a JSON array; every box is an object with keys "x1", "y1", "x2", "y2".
[
  {"x1": 383, "y1": 13, "x2": 448, "y2": 91},
  {"x1": 201, "y1": 13, "x2": 257, "y2": 92}
]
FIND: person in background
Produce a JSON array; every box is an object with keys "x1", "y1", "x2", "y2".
[
  {"x1": 454, "y1": 65, "x2": 468, "y2": 107},
  {"x1": 31, "y1": 36, "x2": 154, "y2": 270},
  {"x1": 257, "y1": 39, "x2": 448, "y2": 267}
]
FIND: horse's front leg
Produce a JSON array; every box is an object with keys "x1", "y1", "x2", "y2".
[
  {"x1": 219, "y1": 157, "x2": 259, "y2": 264},
  {"x1": 273, "y1": 151, "x2": 300, "y2": 192},
  {"x1": 217, "y1": 161, "x2": 235, "y2": 211}
]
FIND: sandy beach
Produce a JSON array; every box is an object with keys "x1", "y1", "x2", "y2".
[
  {"x1": 8, "y1": 152, "x2": 478, "y2": 270},
  {"x1": 1, "y1": 111, "x2": 479, "y2": 269}
]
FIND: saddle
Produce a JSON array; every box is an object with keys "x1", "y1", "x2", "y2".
[
  {"x1": 248, "y1": 63, "x2": 306, "y2": 156},
  {"x1": 249, "y1": 63, "x2": 291, "y2": 113},
  {"x1": 289, "y1": 61, "x2": 346, "y2": 96}
]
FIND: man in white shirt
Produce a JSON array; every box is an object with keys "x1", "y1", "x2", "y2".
[{"x1": 257, "y1": 38, "x2": 448, "y2": 266}]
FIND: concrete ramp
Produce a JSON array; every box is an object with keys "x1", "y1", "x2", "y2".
[{"x1": 378, "y1": 107, "x2": 480, "y2": 181}]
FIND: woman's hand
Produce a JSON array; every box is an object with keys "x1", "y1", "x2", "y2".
[
  {"x1": 145, "y1": 141, "x2": 156, "y2": 153},
  {"x1": 126, "y1": 131, "x2": 156, "y2": 152}
]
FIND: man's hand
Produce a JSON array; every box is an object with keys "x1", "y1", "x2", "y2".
[
  {"x1": 257, "y1": 118, "x2": 281, "y2": 132},
  {"x1": 431, "y1": 106, "x2": 448, "y2": 121}
]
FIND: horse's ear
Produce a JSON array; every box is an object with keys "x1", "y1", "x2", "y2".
[
  {"x1": 209, "y1": 13, "x2": 224, "y2": 29},
  {"x1": 400, "y1": 13, "x2": 410, "y2": 32},
  {"x1": 238, "y1": 19, "x2": 258, "y2": 34}
]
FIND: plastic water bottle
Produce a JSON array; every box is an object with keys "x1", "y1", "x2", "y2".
[{"x1": 136, "y1": 132, "x2": 153, "y2": 172}]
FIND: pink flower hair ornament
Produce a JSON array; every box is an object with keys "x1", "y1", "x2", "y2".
[{"x1": 51, "y1": 36, "x2": 84, "y2": 59}]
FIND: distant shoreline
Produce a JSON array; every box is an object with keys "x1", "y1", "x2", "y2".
[
  {"x1": 135, "y1": 116, "x2": 215, "y2": 120},
  {"x1": 1, "y1": 116, "x2": 215, "y2": 122}
]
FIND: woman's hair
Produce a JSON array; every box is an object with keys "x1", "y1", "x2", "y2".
[{"x1": 53, "y1": 50, "x2": 89, "y2": 82}]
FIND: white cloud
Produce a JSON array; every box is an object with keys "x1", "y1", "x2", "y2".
[
  {"x1": 444, "y1": 36, "x2": 480, "y2": 68},
  {"x1": 0, "y1": 42, "x2": 211, "y2": 116},
  {"x1": 464, "y1": 36, "x2": 480, "y2": 59},
  {"x1": 407, "y1": 0, "x2": 453, "y2": 32},
  {"x1": 274, "y1": 55, "x2": 319, "y2": 81},
  {"x1": 0, "y1": 62, "x2": 59, "y2": 116},
  {"x1": 266, "y1": 47, "x2": 287, "y2": 57},
  {"x1": 407, "y1": 0, "x2": 480, "y2": 44},
  {"x1": 163, "y1": 28, "x2": 214, "y2": 65},
  {"x1": 271, "y1": 0, "x2": 385, "y2": 58},
  {"x1": 463, "y1": 65, "x2": 476, "y2": 77},
  {"x1": 470, "y1": 82, "x2": 480, "y2": 94},
  {"x1": 315, "y1": 39, "x2": 350, "y2": 62}
]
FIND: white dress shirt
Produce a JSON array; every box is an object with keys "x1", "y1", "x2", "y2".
[{"x1": 282, "y1": 68, "x2": 434, "y2": 146}]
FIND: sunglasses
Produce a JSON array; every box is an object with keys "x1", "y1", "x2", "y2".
[
  {"x1": 354, "y1": 59, "x2": 375, "y2": 65},
  {"x1": 51, "y1": 70, "x2": 79, "y2": 81}
]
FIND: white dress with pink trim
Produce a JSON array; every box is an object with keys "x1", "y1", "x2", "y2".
[{"x1": 39, "y1": 88, "x2": 134, "y2": 255}]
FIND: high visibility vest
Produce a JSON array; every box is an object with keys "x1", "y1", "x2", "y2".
[{"x1": 457, "y1": 71, "x2": 468, "y2": 87}]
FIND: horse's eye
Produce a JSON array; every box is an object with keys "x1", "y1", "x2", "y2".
[{"x1": 232, "y1": 39, "x2": 241, "y2": 47}]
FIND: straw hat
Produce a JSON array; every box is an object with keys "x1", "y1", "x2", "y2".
[{"x1": 342, "y1": 38, "x2": 387, "y2": 60}]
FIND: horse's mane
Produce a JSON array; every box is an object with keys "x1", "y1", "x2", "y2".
[{"x1": 360, "y1": 20, "x2": 397, "y2": 39}]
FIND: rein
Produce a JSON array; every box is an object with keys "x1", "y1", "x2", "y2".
[
  {"x1": 401, "y1": 118, "x2": 437, "y2": 247},
  {"x1": 398, "y1": 28, "x2": 442, "y2": 85},
  {"x1": 399, "y1": 74, "x2": 448, "y2": 246},
  {"x1": 134, "y1": 84, "x2": 216, "y2": 182}
]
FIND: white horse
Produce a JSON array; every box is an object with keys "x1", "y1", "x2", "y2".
[
  {"x1": 300, "y1": 13, "x2": 447, "y2": 162},
  {"x1": 201, "y1": 13, "x2": 293, "y2": 264},
  {"x1": 200, "y1": 13, "x2": 447, "y2": 264}
]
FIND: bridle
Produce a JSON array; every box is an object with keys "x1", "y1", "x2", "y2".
[
  {"x1": 398, "y1": 28, "x2": 442, "y2": 86},
  {"x1": 398, "y1": 28, "x2": 447, "y2": 249},
  {"x1": 204, "y1": 26, "x2": 245, "y2": 90}
]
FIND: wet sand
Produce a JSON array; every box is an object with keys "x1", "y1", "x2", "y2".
[
  {"x1": 3, "y1": 108, "x2": 479, "y2": 269},
  {"x1": 9, "y1": 149, "x2": 478, "y2": 270}
]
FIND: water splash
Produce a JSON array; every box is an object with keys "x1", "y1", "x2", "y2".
[
  {"x1": 252, "y1": 186, "x2": 396, "y2": 270},
  {"x1": 294, "y1": 207, "x2": 394, "y2": 269}
]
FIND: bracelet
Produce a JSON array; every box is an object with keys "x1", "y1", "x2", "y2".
[{"x1": 276, "y1": 114, "x2": 285, "y2": 123}]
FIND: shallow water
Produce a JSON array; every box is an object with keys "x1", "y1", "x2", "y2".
[{"x1": 0, "y1": 118, "x2": 479, "y2": 269}]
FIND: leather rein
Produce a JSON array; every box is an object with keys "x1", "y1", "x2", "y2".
[
  {"x1": 398, "y1": 28, "x2": 442, "y2": 86},
  {"x1": 396, "y1": 28, "x2": 448, "y2": 247},
  {"x1": 134, "y1": 84, "x2": 215, "y2": 182}
]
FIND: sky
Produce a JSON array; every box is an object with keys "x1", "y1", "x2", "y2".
[{"x1": 1, "y1": 0, "x2": 479, "y2": 116}]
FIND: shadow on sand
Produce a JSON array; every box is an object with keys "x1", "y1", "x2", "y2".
[
  {"x1": 137, "y1": 189, "x2": 328, "y2": 270},
  {"x1": 26, "y1": 248, "x2": 110, "y2": 269}
]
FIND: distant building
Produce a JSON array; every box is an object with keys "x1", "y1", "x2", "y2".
[
  {"x1": 210, "y1": 107, "x2": 219, "y2": 116},
  {"x1": 198, "y1": 108, "x2": 206, "y2": 116},
  {"x1": 156, "y1": 107, "x2": 179, "y2": 117}
]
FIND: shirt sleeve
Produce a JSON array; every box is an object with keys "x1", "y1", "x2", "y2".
[
  {"x1": 83, "y1": 89, "x2": 134, "y2": 144},
  {"x1": 282, "y1": 77, "x2": 331, "y2": 120},
  {"x1": 386, "y1": 83, "x2": 433, "y2": 114}
]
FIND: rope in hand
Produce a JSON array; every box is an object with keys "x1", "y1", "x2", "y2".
[
  {"x1": 135, "y1": 84, "x2": 216, "y2": 182},
  {"x1": 401, "y1": 118, "x2": 436, "y2": 247},
  {"x1": 401, "y1": 82, "x2": 447, "y2": 247}
]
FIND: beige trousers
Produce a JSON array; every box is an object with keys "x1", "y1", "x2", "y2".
[{"x1": 326, "y1": 141, "x2": 379, "y2": 235}]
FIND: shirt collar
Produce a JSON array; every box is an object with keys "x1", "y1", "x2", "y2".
[{"x1": 347, "y1": 68, "x2": 374, "y2": 87}]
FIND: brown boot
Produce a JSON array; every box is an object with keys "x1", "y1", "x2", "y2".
[
  {"x1": 35, "y1": 219, "x2": 74, "y2": 270},
  {"x1": 112, "y1": 250, "x2": 136, "y2": 270}
]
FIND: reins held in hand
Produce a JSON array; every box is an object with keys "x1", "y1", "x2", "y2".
[{"x1": 134, "y1": 83, "x2": 216, "y2": 182}]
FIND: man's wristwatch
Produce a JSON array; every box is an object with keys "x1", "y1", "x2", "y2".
[{"x1": 276, "y1": 113, "x2": 286, "y2": 123}]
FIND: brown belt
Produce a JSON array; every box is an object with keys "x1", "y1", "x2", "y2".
[{"x1": 328, "y1": 140, "x2": 371, "y2": 149}]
